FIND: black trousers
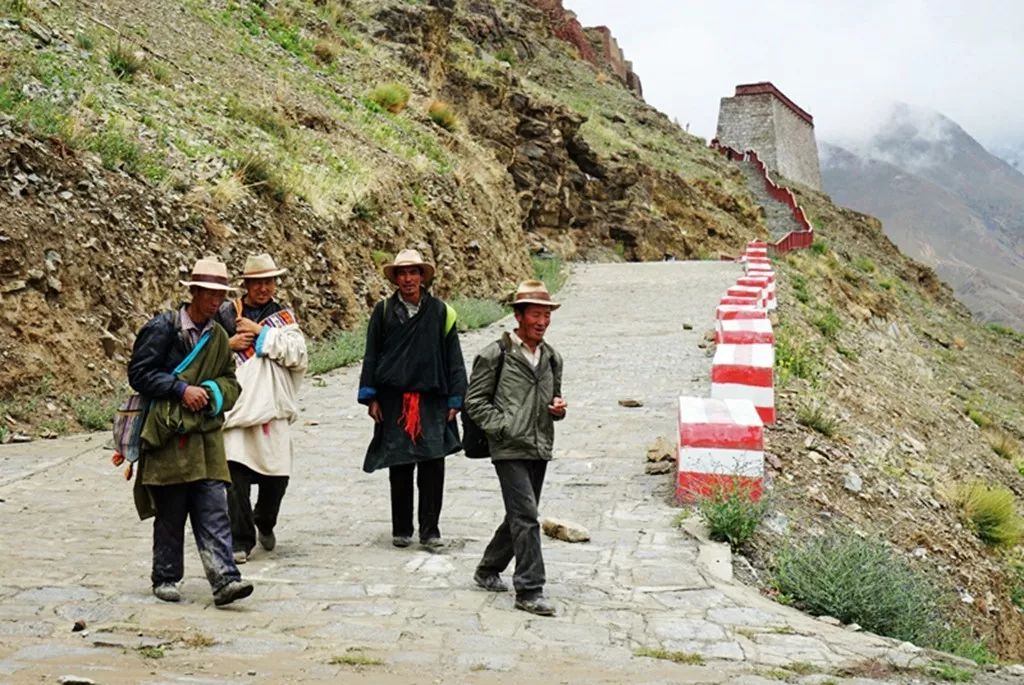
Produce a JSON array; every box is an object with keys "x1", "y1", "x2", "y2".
[
  {"x1": 150, "y1": 480, "x2": 241, "y2": 592},
  {"x1": 477, "y1": 459, "x2": 548, "y2": 599},
  {"x1": 388, "y1": 457, "x2": 445, "y2": 541},
  {"x1": 227, "y1": 461, "x2": 289, "y2": 554}
]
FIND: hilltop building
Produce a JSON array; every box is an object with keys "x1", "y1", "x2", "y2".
[{"x1": 715, "y1": 82, "x2": 822, "y2": 190}]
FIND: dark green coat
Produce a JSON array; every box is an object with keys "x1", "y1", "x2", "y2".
[{"x1": 465, "y1": 332, "x2": 563, "y2": 462}]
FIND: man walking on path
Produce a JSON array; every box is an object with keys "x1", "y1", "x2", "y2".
[
  {"x1": 358, "y1": 249, "x2": 467, "y2": 550},
  {"x1": 127, "y1": 257, "x2": 252, "y2": 606},
  {"x1": 465, "y1": 279, "x2": 567, "y2": 616},
  {"x1": 218, "y1": 254, "x2": 308, "y2": 564}
]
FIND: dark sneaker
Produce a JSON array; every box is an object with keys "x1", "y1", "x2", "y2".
[
  {"x1": 514, "y1": 595, "x2": 556, "y2": 617},
  {"x1": 213, "y1": 579, "x2": 254, "y2": 607},
  {"x1": 473, "y1": 571, "x2": 509, "y2": 593},
  {"x1": 420, "y1": 537, "x2": 445, "y2": 552},
  {"x1": 392, "y1": 536, "x2": 413, "y2": 548},
  {"x1": 258, "y1": 529, "x2": 276, "y2": 552},
  {"x1": 233, "y1": 550, "x2": 248, "y2": 564},
  {"x1": 153, "y1": 583, "x2": 181, "y2": 602}
]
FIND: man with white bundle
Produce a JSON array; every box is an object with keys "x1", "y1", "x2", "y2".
[{"x1": 218, "y1": 253, "x2": 308, "y2": 564}]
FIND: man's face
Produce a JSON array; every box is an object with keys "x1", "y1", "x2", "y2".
[
  {"x1": 395, "y1": 266, "x2": 423, "y2": 302},
  {"x1": 514, "y1": 304, "x2": 553, "y2": 346},
  {"x1": 244, "y1": 277, "x2": 276, "y2": 306},
  {"x1": 191, "y1": 287, "x2": 226, "y2": 322}
]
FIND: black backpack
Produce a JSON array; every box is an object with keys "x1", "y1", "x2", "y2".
[{"x1": 461, "y1": 339, "x2": 508, "y2": 459}]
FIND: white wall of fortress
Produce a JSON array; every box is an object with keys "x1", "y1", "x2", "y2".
[{"x1": 716, "y1": 93, "x2": 823, "y2": 190}]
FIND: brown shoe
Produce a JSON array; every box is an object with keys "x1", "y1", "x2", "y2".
[{"x1": 514, "y1": 595, "x2": 555, "y2": 616}]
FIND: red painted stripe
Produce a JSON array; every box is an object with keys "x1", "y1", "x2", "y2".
[
  {"x1": 676, "y1": 473, "x2": 764, "y2": 503},
  {"x1": 716, "y1": 328, "x2": 774, "y2": 344},
  {"x1": 712, "y1": 363, "x2": 773, "y2": 386},
  {"x1": 679, "y1": 423, "x2": 763, "y2": 450},
  {"x1": 756, "y1": 406, "x2": 776, "y2": 424},
  {"x1": 716, "y1": 306, "x2": 767, "y2": 321}
]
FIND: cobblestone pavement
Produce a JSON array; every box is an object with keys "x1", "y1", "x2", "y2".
[{"x1": 1, "y1": 262, "x2": 1019, "y2": 684}]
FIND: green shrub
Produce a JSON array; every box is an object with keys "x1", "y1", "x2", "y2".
[
  {"x1": 87, "y1": 126, "x2": 141, "y2": 171},
  {"x1": 772, "y1": 534, "x2": 949, "y2": 646},
  {"x1": 107, "y1": 43, "x2": 143, "y2": 80},
  {"x1": 235, "y1": 153, "x2": 289, "y2": 202},
  {"x1": 313, "y1": 39, "x2": 340, "y2": 63},
  {"x1": 955, "y1": 481, "x2": 1024, "y2": 547},
  {"x1": 796, "y1": 402, "x2": 838, "y2": 437},
  {"x1": 810, "y1": 239, "x2": 828, "y2": 255},
  {"x1": 987, "y1": 322, "x2": 1023, "y2": 342},
  {"x1": 697, "y1": 482, "x2": 767, "y2": 549},
  {"x1": 367, "y1": 83, "x2": 410, "y2": 114},
  {"x1": 927, "y1": 663, "x2": 975, "y2": 682},
  {"x1": 494, "y1": 47, "x2": 517, "y2": 65},
  {"x1": 986, "y1": 429, "x2": 1018, "y2": 460},
  {"x1": 531, "y1": 254, "x2": 566, "y2": 294},
  {"x1": 226, "y1": 96, "x2": 290, "y2": 138},
  {"x1": 1, "y1": 0, "x2": 28, "y2": 17},
  {"x1": 427, "y1": 100, "x2": 457, "y2": 131},
  {"x1": 853, "y1": 256, "x2": 877, "y2": 273},
  {"x1": 790, "y1": 273, "x2": 811, "y2": 304},
  {"x1": 966, "y1": 403, "x2": 992, "y2": 429},
  {"x1": 307, "y1": 322, "x2": 367, "y2": 376},
  {"x1": 68, "y1": 394, "x2": 115, "y2": 431},
  {"x1": 634, "y1": 647, "x2": 703, "y2": 665},
  {"x1": 878, "y1": 278, "x2": 894, "y2": 290},
  {"x1": 75, "y1": 32, "x2": 95, "y2": 50},
  {"x1": 812, "y1": 308, "x2": 842, "y2": 339},
  {"x1": 775, "y1": 328, "x2": 818, "y2": 384},
  {"x1": 447, "y1": 297, "x2": 508, "y2": 332}
]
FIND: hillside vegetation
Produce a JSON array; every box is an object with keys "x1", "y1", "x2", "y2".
[{"x1": 0, "y1": 0, "x2": 758, "y2": 426}]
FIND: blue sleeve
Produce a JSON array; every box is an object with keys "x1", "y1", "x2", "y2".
[{"x1": 254, "y1": 326, "x2": 269, "y2": 357}]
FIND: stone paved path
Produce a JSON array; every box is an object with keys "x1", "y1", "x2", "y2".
[{"x1": 0, "y1": 262, "x2": 1017, "y2": 684}]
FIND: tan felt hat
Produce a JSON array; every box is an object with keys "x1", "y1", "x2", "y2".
[
  {"x1": 512, "y1": 279, "x2": 560, "y2": 309},
  {"x1": 241, "y1": 253, "x2": 287, "y2": 280},
  {"x1": 179, "y1": 257, "x2": 235, "y2": 292},
  {"x1": 382, "y1": 248, "x2": 435, "y2": 285}
]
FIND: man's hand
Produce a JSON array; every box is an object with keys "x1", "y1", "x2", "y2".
[
  {"x1": 548, "y1": 396, "x2": 567, "y2": 418},
  {"x1": 368, "y1": 400, "x2": 383, "y2": 423},
  {"x1": 228, "y1": 332, "x2": 255, "y2": 351},
  {"x1": 182, "y1": 385, "x2": 210, "y2": 412},
  {"x1": 447, "y1": 408, "x2": 459, "y2": 422},
  {"x1": 236, "y1": 316, "x2": 263, "y2": 336}
]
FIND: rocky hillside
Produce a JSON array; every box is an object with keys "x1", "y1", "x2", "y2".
[{"x1": 0, "y1": 0, "x2": 761, "y2": 426}]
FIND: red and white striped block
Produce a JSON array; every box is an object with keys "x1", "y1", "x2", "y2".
[
  {"x1": 745, "y1": 269, "x2": 777, "y2": 310},
  {"x1": 725, "y1": 284, "x2": 766, "y2": 307},
  {"x1": 745, "y1": 241, "x2": 768, "y2": 259},
  {"x1": 715, "y1": 317, "x2": 774, "y2": 344},
  {"x1": 716, "y1": 304, "x2": 767, "y2": 321},
  {"x1": 710, "y1": 343, "x2": 775, "y2": 424},
  {"x1": 744, "y1": 257, "x2": 772, "y2": 272},
  {"x1": 677, "y1": 396, "x2": 764, "y2": 502}
]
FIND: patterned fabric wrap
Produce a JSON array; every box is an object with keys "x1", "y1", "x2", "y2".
[
  {"x1": 234, "y1": 308, "x2": 297, "y2": 365},
  {"x1": 112, "y1": 394, "x2": 148, "y2": 464}
]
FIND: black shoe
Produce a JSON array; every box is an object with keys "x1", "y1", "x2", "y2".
[
  {"x1": 213, "y1": 579, "x2": 253, "y2": 607},
  {"x1": 514, "y1": 595, "x2": 555, "y2": 616},
  {"x1": 473, "y1": 571, "x2": 509, "y2": 593},
  {"x1": 258, "y1": 529, "x2": 276, "y2": 551},
  {"x1": 153, "y1": 583, "x2": 181, "y2": 602},
  {"x1": 392, "y1": 535, "x2": 413, "y2": 548},
  {"x1": 420, "y1": 537, "x2": 445, "y2": 551}
]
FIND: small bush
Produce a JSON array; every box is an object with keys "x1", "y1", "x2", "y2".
[
  {"x1": 427, "y1": 100, "x2": 457, "y2": 131},
  {"x1": 988, "y1": 322, "x2": 1023, "y2": 342},
  {"x1": 107, "y1": 43, "x2": 143, "y2": 80},
  {"x1": 986, "y1": 429, "x2": 1018, "y2": 460},
  {"x1": 307, "y1": 322, "x2": 366, "y2": 376},
  {"x1": 87, "y1": 126, "x2": 142, "y2": 171},
  {"x1": 966, "y1": 403, "x2": 992, "y2": 429},
  {"x1": 448, "y1": 297, "x2": 508, "y2": 332},
  {"x1": 955, "y1": 481, "x2": 1024, "y2": 547},
  {"x1": 634, "y1": 647, "x2": 703, "y2": 665},
  {"x1": 531, "y1": 254, "x2": 566, "y2": 294},
  {"x1": 75, "y1": 32, "x2": 95, "y2": 51},
  {"x1": 494, "y1": 47, "x2": 517, "y2": 65},
  {"x1": 810, "y1": 239, "x2": 828, "y2": 255},
  {"x1": 790, "y1": 273, "x2": 811, "y2": 304},
  {"x1": 852, "y1": 256, "x2": 876, "y2": 273},
  {"x1": 812, "y1": 308, "x2": 842, "y2": 339},
  {"x1": 370, "y1": 249, "x2": 390, "y2": 266},
  {"x1": 775, "y1": 328, "x2": 818, "y2": 384},
  {"x1": 236, "y1": 153, "x2": 290, "y2": 202},
  {"x1": 772, "y1": 534, "x2": 949, "y2": 646},
  {"x1": 367, "y1": 83, "x2": 409, "y2": 114},
  {"x1": 330, "y1": 652, "x2": 383, "y2": 666},
  {"x1": 226, "y1": 96, "x2": 290, "y2": 138},
  {"x1": 1, "y1": 0, "x2": 28, "y2": 17},
  {"x1": 68, "y1": 394, "x2": 115, "y2": 431},
  {"x1": 698, "y1": 482, "x2": 767, "y2": 549},
  {"x1": 878, "y1": 278, "x2": 894, "y2": 290},
  {"x1": 927, "y1": 663, "x2": 975, "y2": 682},
  {"x1": 796, "y1": 402, "x2": 838, "y2": 437},
  {"x1": 313, "y1": 39, "x2": 340, "y2": 63}
]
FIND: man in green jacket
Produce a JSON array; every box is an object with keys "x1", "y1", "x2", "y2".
[
  {"x1": 128, "y1": 257, "x2": 252, "y2": 607},
  {"x1": 465, "y1": 279, "x2": 567, "y2": 616}
]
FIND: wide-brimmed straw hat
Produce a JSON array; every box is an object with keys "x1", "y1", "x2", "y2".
[
  {"x1": 179, "y1": 257, "x2": 235, "y2": 292},
  {"x1": 240, "y1": 253, "x2": 287, "y2": 280},
  {"x1": 512, "y1": 279, "x2": 560, "y2": 309},
  {"x1": 382, "y1": 249, "x2": 435, "y2": 285}
]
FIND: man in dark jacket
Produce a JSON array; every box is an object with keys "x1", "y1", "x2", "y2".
[
  {"x1": 465, "y1": 279, "x2": 566, "y2": 616},
  {"x1": 127, "y1": 257, "x2": 252, "y2": 607},
  {"x1": 358, "y1": 249, "x2": 467, "y2": 550}
]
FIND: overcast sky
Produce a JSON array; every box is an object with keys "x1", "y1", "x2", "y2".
[{"x1": 562, "y1": 1, "x2": 1024, "y2": 149}]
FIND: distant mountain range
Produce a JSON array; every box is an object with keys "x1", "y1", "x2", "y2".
[{"x1": 820, "y1": 103, "x2": 1024, "y2": 329}]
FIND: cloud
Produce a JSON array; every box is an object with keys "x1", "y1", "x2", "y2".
[{"x1": 562, "y1": 0, "x2": 1024, "y2": 147}]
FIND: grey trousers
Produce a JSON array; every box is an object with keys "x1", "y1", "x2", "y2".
[{"x1": 477, "y1": 459, "x2": 548, "y2": 599}]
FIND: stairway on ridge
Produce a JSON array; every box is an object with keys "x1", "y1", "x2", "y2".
[{"x1": 736, "y1": 158, "x2": 805, "y2": 241}]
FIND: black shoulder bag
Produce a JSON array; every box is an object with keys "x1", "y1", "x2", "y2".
[{"x1": 461, "y1": 339, "x2": 507, "y2": 459}]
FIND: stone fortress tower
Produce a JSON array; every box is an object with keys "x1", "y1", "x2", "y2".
[{"x1": 715, "y1": 82, "x2": 822, "y2": 190}]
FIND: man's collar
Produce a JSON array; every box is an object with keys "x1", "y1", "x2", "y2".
[{"x1": 509, "y1": 330, "x2": 543, "y2": 350}]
